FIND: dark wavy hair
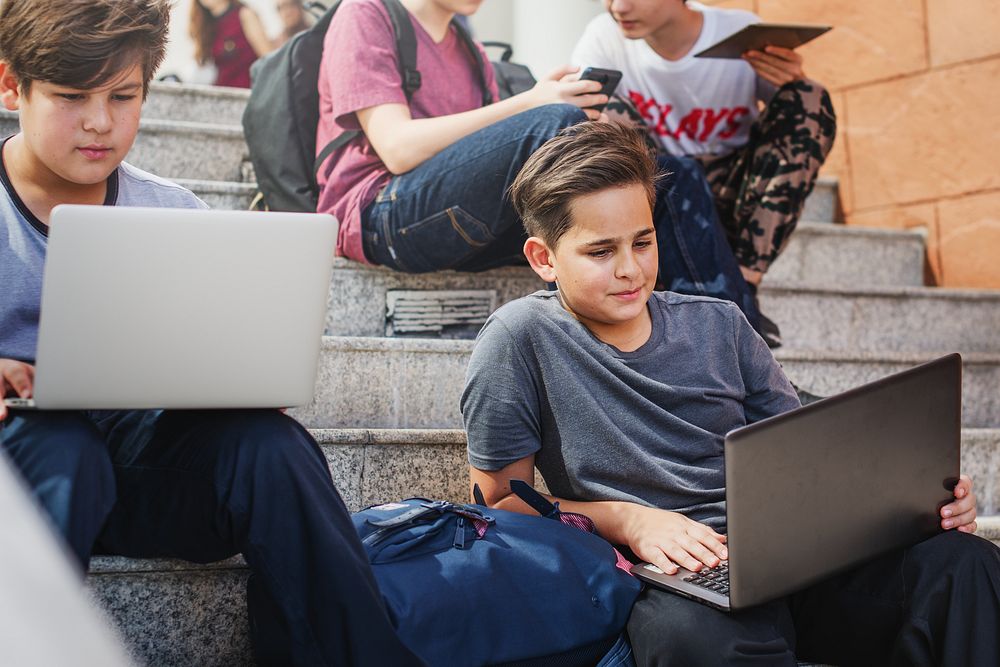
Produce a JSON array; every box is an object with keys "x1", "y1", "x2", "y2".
[{"x1": 0, "y1": 0, "x2": 170, "y2": 98}]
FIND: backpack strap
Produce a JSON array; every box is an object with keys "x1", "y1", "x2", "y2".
[
  {"x1": 380, "y1": 0, "x2": 422, "y2": 100},
  {"x1": 453, "y1": 19, "x2": 495, "y2": 107},
  {"x1": 510, "y1": 479, "x2": 561, "y2": 519}
]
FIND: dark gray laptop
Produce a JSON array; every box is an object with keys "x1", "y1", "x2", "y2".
[{"x1": 633, "y1": 354, "x2": 961, "y2": 611}]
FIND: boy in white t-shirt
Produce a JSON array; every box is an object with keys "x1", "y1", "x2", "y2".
[{"x1": 572, "y1": 0, "x2": 836, "y2": 346}]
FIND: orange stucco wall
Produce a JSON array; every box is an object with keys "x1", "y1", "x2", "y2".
[{"x1": 705, "y1": 0, "x2": 1000, "y2": 288}]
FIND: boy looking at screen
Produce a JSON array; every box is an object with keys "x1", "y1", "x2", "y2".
[
  {"x1": 462, "y1": 122, "x2": 999, "y2": 666},
  {"x1": 0, "y1": 2, "x2": 419, "y2": 664}
]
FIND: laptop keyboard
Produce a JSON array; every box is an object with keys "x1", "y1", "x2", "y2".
[{"x1": 683, "y1": 562, "x2": 729, "y2": 595}]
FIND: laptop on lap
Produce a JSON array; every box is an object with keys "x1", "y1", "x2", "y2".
[
  {"x1": 4, "y1": 205, "x2": 337, "y2": 410},
  {"x1": 633, "y1": 354, "x2": 962, "y2": 611}
]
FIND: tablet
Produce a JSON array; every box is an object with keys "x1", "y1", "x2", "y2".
[{"x1": 693, "y1": 23, "x2": 831, "y2": 59}]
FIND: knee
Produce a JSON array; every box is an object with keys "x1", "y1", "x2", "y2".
[
  {"x1": 214, "y1": 410, "x2": 328, "y2": 480},
  {"x1": 910, "y1": 530, "x2": 1000, "y2": 579},
  {"x1": 519, "y1": 103, "x2": 588, "y2": 148}
]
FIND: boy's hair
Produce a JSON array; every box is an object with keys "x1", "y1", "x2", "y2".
[
  {"x1": 510, "y1": 121, "x2": 660, "y2": 248},
  {"x1": 0, "y1": 0, "x2": 171, "y2": 98}
]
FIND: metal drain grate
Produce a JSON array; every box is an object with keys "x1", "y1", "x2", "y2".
[{"x1": 386, "y1": 290, "x2": 498, "y2": 336}]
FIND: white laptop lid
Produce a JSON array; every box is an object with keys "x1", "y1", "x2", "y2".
[{"x1": 31, "y1": 205, "x2": 337, "y2": 409}]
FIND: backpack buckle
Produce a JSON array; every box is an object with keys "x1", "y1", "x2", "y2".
[{"x1": 403, "y1": 69, "x2": 422, "y2": 93}]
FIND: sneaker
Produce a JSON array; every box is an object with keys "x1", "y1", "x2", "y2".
[
  {"x1": 747, "y1": 284, "x2": 782, "y2": 348},
  {"x1": 792, "y1": 383, "x2": 825, "y2": 406}
]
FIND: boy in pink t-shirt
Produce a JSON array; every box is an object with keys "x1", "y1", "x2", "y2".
[{"x1": 316, "y1": 0, "x2": 606, "y2": 271}]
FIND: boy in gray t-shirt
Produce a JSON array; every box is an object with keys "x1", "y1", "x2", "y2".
[{"x1": 462, "y1": 121, "x2": 998, "y2": 666}]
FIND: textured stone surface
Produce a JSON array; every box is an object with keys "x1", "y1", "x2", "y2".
[
  {"x1": 963, "y1": 429, "x2": 1000, "y2": 516},
  {"x1": 756, "y1": 0, "x2": 928, "y2": 91},
  {"x1": 846, "y1": 203, "x2": 938, "y2": 282},
  {"x1": 926, "y1": 0, "x2": 1000, "y2": 67},
  {"x1": 759, "y1": 283, "x2": 1000, "y2": 354},
  {"x1": 145, "y1": 82, "x2": 250, "y2": 126},
  {"x1": 177, "y1": 179, "x2": 257, "y2": 211},
  {"x1": 846, "y1": 59, "x2": 1000, "y2": 210},
  {"x1": 937, "y1": 190, "x2": 1000, "y2": 289},
  {"x1": 798, "y1": 176, "x2": 840, "y2": 224},
  {"x1": 88, "y1": 565, "x2": 252, "y2": 667},
  {"x1": 289, "y1": 339, "x2": 1000, "y2": 429},
  {"x1": 978, "y1": 515, "x2": 1000, "y2": 547}
]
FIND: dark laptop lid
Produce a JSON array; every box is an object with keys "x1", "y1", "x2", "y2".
[{"x1": 724, "y1": 354, "x2": 961, "y2": 610}]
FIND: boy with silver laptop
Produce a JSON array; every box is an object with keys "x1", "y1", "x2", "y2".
[
  {"x1": 463, "y1": 121, "x2": 1000, "y2": 665},
  {"x1": 0, "y1": 2, "x2": 420, "y2": 664}
]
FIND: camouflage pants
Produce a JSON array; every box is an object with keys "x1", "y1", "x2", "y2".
[
  {"x1": 606, "y1": 79, "x2": 836, "y2": 275},
  {"x1": 695, "y1": 79, "x2": 836, "y2": 274}
]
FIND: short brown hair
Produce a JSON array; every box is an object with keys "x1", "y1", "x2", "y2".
[
  {"x1": 0, "y1": 0, "x2": 170, "y2": 97},
  {"x1": 510, "y1": 121, "x2": 661, "y2": 248}
]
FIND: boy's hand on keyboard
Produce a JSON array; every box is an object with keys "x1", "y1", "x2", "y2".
[
  {"x1": 0, "y1": 359, "x2": 34, "y2": 421},
  {"x1": 941, "y1": 475, "x2": 977, "y2": 533},
  {"x1": 624, "y1": 505, "x2": 728, "y2": 575}
]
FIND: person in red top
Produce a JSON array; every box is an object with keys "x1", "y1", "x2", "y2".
[{"x1": 189, "y1": 0, "x2": 272, "y2": 88}]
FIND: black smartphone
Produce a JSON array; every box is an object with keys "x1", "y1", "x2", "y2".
[{"x1": 578, "y1": 66, "x2": 623, "y2": 111}]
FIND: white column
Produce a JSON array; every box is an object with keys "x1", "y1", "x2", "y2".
[{"x1": 511, "y1": 0, "x2": 604, "y2": 77}]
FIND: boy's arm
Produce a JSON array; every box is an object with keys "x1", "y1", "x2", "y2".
[
  {"x1": 471, "y1": 460, "x2": 728, "y2": 575},
  {"x1": 0, "y1": 359, "x2": 34, "y2": 421},
  {"x1": 355, "y1": 70, "x2": 605, "y2": 175}
]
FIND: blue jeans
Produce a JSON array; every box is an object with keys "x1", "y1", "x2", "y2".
[
  {"x1": 0, "y1": 409, "x2": 421, "y2": 666},
  {"x1": 363, "y1": 103, "x2": 588, "y2": 272},
  {"x1": 654, "y1": 155, "x2": 760, "y2": 331},
  {"x1": 362, "y1": 105, "x2": 759, "y2": 328}
]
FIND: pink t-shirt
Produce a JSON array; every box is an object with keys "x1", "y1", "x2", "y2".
[{"x1": 316, "y1": 0, "x2": 498, "y2": 263}]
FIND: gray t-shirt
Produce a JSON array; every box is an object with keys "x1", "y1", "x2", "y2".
[
  {"x1": 0, "y1": 153, "x2": 207, "y2": 363},
  {"x1": 462, "y1": 290, "x2": 800, "y2": 531}
]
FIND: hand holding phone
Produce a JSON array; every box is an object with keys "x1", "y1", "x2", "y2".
[{"x1": 578, "y1": 67, "x2": 623, "y2": 112}]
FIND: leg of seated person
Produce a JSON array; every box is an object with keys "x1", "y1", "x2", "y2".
[
  {"x1": 0, "y1": 411, "x2": 116, "y2": 570},
  {"x1": 362, "y1": 103, "x2": 587, "y2": 273},
  {"x1": 697, "y1": 79, "x2": 836, "y2": 278},
  {"x1": 653, "y1": 154, "x2": 761, "y2": 330},
  {"x1": 790, "y1": 530, "x2": 1000, "y2": 667},
  {"x1": 627, "y1": 587, "x2": 798, "y2": 666},
  {"x1": 95, "y1": 409, "x2": 421, "y2": 667}
]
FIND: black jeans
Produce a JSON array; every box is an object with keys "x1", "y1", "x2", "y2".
[
  {"x1": 627, "y1": 530, "x2": 1000, "y2": 666},
  {"x1": 0, "y1": 409, "x2": 422, "y2": 666}
]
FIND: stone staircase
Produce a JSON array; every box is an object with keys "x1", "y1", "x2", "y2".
[{"x1": 20, "y1": 81, "x2": 997, "y2": 665}]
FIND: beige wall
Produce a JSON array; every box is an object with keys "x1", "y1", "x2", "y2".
[{"x1": 706, "y1": 0, "x2": 1000, "y2": 288}]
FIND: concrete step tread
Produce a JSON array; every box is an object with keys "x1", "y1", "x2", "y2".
[
  {"x1": 149, "y1": 81, "x2": 250, "y2": 102},
  {"x1": 174, "y1": 179, "x2": 256, "y2": 194}
]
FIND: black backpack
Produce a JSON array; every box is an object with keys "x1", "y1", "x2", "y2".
[{"x1": 242, "y1": 0, "x2": 534, "y2": 212}]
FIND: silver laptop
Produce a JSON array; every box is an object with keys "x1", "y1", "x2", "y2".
[
  {"x1": 633, "y1": 354, "x2": 962, "y2": 611},
  {"x1": 4, "y1": 205, "x2": 337, "y2": 410}
]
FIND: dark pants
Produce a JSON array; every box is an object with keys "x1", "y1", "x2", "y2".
[
  {"x1": 362, "y1": 104, "x2": 759, "y2": 328},
  {"x1": 627, "y1": 531, "x2": 1000, "y2": 666},
  {"x1": 0, "y1": 409, "x2": 422, "y2": 667}
]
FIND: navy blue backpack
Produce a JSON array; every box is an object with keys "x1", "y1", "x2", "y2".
[{"x1": 351, "y1": 481, "x2": 642, "y2": 666}]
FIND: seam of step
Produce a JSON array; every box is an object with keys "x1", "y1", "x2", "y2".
[
  {"x1": 149, "y1": 81, "x2": 251, "y2": 101},
  {"x1": 173, "y1": 179, "x2": 256, "y2": 194},
  {"x1": 762, "y1": 281, "x2": 1000, "y2": 301}
]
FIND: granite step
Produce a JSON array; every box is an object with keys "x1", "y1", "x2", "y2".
[
  {"x1": 145, "y1": 82, "x2": 250, "y2": 127},
  {"x1": 325, "y1": 223, "x2": 927, "y2": 337},
  {"x1": 0, "y1": 113, "x2": 249, "y2": 182},
  {"x1": 176, "y1": 179, "x2": 256, "y2": 210},
  {"x1": 759, "y1": 282, "x2": 1000, "y2": 354},
  {"x1": 289, "y1": 338, "x2": 1000, "y2": 430}
]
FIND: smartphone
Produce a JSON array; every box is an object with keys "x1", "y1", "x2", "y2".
[{"x1": 578, "y1": 66, "x2": 623, "y2": 112}]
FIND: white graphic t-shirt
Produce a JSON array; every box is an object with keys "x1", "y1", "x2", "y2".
[{"x1": 571, "y1": 2, "x2": 776, "y2": 156}]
